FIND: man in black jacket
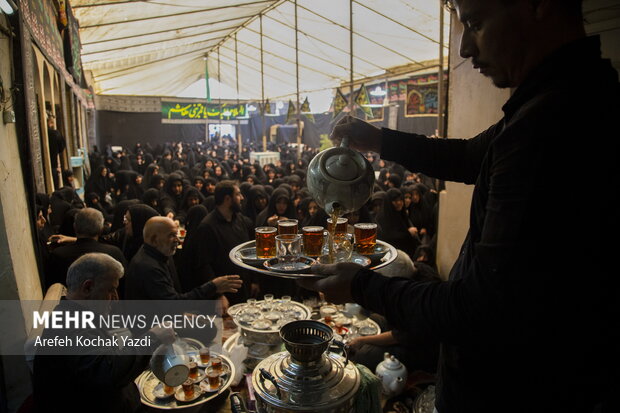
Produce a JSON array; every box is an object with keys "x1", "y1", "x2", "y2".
[
  {"x1": 301, "y1": 1, "x2": 619, "y2": 412},
  {"x1": 46, "y1": 208, "x2": 126, "y2": 290},
  {"x1": 124, "y1": 216, "x2": 242, "y2": 300},
  {"x1": 182, "y1": 181, "x2": 257, "y2": 304},
  {"x1": 47, "y1": 113, "x2": 66, "y2": 189},
  {"x1": 34, "y1": 253, "x2": 174, "y2": 413}
]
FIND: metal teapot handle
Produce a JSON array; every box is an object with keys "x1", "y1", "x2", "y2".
[
  {"x1": 259, "y1": 368, "x2": 281, "y2": 400},
  {"x1": 230, "y1": 392, "x2": 249, "y2": 413},
  {"x1": 331, "y1": 340, "x2": 349, "y2": 366}
]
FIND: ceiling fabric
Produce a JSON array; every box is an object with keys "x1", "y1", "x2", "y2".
[{"x1": 71, "y1": 0, "x2": 449, "y2": 98}]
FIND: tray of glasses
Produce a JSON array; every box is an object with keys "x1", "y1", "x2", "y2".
[
  {"x1": 228, "y1": 299, "x2": 312, "y2": 345},
  {"x1": 135, "y1": 351, "x2": 235, "y2": 409},
  {"x1": 230, "y1": 240, "x2": 397, "y2": 279}
]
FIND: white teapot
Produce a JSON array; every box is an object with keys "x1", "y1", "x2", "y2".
[
  {"x1": 306, "y1": 137, "x2": 375, "y2": 215},
  {"x1": 150, "y1": 337, "x2": 190, "y2": 386},
  {"x1": 375, "y1": 352, "x2": 408, "y2": 397}
]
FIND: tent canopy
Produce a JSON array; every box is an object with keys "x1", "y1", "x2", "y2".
[{"x1": 72, "y1": 0, "x2": 449, "y2": 100}]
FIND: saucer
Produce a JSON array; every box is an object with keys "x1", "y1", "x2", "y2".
[
  {"x1": 152, "y1": 382, "x2": 175, "y2": 399},
  {"x1": 174, "y1": 385, "x2": 201, "y2": 403},
  {"x1": 199, "y1": 377, "x2": 224, "y2": 393},
  {"x1": 237, "y1": 247, "x2": 270, "y2": 267},
  {"x1": 316, "y1": 253, "x2": 371, "y2": 267},
  {"x1": 263, "y1": 256, "x2": 316, "y2": 273},
  {"x1": 365, "y1": 243, "x2": 390, "y2": 262}
]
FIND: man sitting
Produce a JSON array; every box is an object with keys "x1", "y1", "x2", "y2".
[
  {"x1": 46, "y1": 208, "x2": 126, "y2": 290},
  {"x1": 33, "y1": 253, "x2": 174, "y2": 413},
  {"x1": 124, "y1": 216, "x2": 241, "y2": 300}
]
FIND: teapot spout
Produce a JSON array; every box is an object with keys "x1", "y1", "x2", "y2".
[{"x1": 325, "y1": 201, "x2": 341, "y2": 215}]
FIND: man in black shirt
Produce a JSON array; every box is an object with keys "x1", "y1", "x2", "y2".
[
  {"x1": 301, "y1": 1, "x2": 619, "y2": 412},
  {"x1": 124, "y1": 216, "x2": 241, "y2": 300},
  {"x1": 34, "y1": 253, "x2": 174, "y2": 413},
  {"x1": 182, "y1": 181, "x2": 257, "y2": 304},
  {"x1": 46, "y1": 208, "x2": 126, "y2": 290},
  {"x1": 47, "y1": 113, "x2": 66, "y2": 189}
]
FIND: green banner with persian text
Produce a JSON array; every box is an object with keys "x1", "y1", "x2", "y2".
[{"x1": 161, "y1": 101, "x2": 246, "y2": 123}]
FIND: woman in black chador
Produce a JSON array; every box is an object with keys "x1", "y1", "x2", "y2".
[
  {"x1": 376, "y1": 188, "x2": 420, "y2": 260},
  {"x1": 242, "y1": 185, "x2": 269, "y2": 225}
]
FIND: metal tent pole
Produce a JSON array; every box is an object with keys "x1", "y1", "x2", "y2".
[
  {"x1": 437, "y1": 0, "x2": 445, "y2": 138},
  {"x1": 260, "y1": 13, "x2": 267, "y2": 152},
  {"x1": 235, "y1": 34, "x2": 242, "y2": 156},
  {"x1": 218, "y1": 48, "x2": 222, "y2": 143},
  {"x1": 295, "y1": 0, "x2": 301, "y2": 160},
  {"x1": 349, "y1": 0, "x2": 354, "y2": 113}
]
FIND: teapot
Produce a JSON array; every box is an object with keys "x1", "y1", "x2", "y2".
[
  {"x1": 306, "y1": 137, "x2": 375, "y2": 215},
  {"x1": 375, "y1": 352, "x2": 408, "y2": 397},
  {"x1": 150, "y1": 337, "x2": 190, "y2": 386}
]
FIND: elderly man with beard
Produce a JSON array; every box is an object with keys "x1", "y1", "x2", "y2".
[
  {"x1": 182, "y1": 181, "x2": 257, "y2": 304},
  {"x1": 124, "y1": 216, "x2": 241, "y2": 301}
]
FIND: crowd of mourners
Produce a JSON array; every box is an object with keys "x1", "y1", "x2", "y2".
[
  {"x1": 34, "y1": 138, "x2": 441, "y2": 297},
  {"x1": 30, "y1": 137, "x2": 444, "y2": 397}
]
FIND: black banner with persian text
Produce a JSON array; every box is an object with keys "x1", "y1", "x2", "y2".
[
  {"x1": 20, "y1": 0, "x2": 65, "y2": 70},
  {"x1": 63, "y1": 2, "x2": 82, "y2": 85}
]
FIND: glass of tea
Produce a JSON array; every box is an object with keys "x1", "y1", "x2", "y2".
[
  {"x1": 188, "y1": 361, "x2": 198, "y2": 379},
  {"x1": 302, "y1": 226, "x2": 324, "y2": 256},
  {"x1": 181, "y1": 379, "x2": 194, "y2": 399},
  {"x1": 199, "y1": 347, "x2": 210, "y2": 365},
  {"x1": 205, "y1": 366, "x2": 221, "y2": 389},
  {"x1": 277, "y1": 219, "x2": 298, "y2": 235},
  {"x1": 354, "y1": 223, "x2": 378, "y2": 255},
  {"x1": 255, "y1": 226, "x2": 277, "y2": 258},
  {"x1": 163, "y1": 383, "x2": 175, "y2": 395},
  {"x1": 210, "y1": 356, "x2": 223, "y2": 374},
  {"x1": 327, "y1": 217, "x2": 348, "y2": 235}
]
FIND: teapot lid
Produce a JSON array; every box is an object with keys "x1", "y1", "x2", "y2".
[
  {"x1": 324, "y1": 152, "x2": 360, "y2": 181},
  {"x1": 383, "y1": 352, "x2": 402, "y2": 369}
]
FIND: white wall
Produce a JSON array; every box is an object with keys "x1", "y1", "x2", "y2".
[
  {"x1": 435, "y1": 15, "x2": 509, "y2": 279},
  {"x1": 435, "y1": 1, "x2": 620, "y2": 278}
]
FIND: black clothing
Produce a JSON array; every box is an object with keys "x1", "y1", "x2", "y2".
[
  {"x1": 46, "y1": 238, "x2": 127, "y2": 289},
  {"x1": 404, "y1": 183, "x2": 436, "y2": 241},
  {"x1": 159, "y1": 173, "x2": 185, "y2": 217},
  {"x1": 298, "y1": 197, "x2": 328, "y2": 228},
  {"x1": 376, "y1": 188, "x2": 419, "y2": 260},
  {"x1": 33, "y1": 300, "x2": 157, "y2": 413},
  {"x1": 47, "y1": 128, "x2": 66, "y2": 188},
  {"x1": 255, "y1": 187, "x2": 296, "y2": 227},
  {"x1": 85, "y1": 166, "x2": 113, "y2": 202},
  {"x1": 242, "y1": 185, "x2": 269, "y2": 224},
  {"x1": 123, "y1": 204, "x2": 159, "y2": 263},
  {"x1": 115, "y1": 170, "x2": 142, "y2": 201},
  {"x1": 351, "y1": 36, "x2": 619, "y2": 413},
  {"x1": 176, "y1": 187, "x2": 205, "y2": 224},
  {"x1": 111, "y1": 199, "x2": 140, "y2": 232},
  {"x1": 142, "y1": 164, "x2": 159, "y2": 190},
  {"x1": 125, "y1": 244, "x2": 217, "y2": 300},
  {"x1": 141, "y1": 188, "x2": 161, "y2": 213},
  {"x1": 177, "y1": 205, "x2": 209, "y2": 292},
  {"x1": 182, "y1": 208, "x2": 254, "y2": 303},
  {"x1": 184, "y1": 204, "x2": 208, "y2": 238}
]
